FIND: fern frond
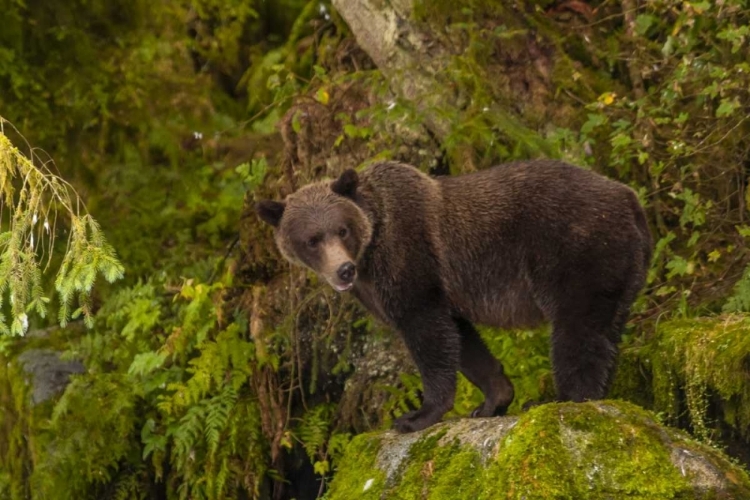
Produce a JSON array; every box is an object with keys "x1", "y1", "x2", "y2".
[
  {"x1": 205, "y1": 385, "x2": 238, "y2": 457},
  {"x1": 173, "y1": 404, "x2": 206, "y2": 469}
]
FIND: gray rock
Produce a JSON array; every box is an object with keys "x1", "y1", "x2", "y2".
[{"x1": 17, "y1": 349, "x2": 84, "y2": 404}]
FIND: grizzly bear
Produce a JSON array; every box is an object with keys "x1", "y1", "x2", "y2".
[{"x1": 256, "y1": 160, "x2": 652, "y2": 433}]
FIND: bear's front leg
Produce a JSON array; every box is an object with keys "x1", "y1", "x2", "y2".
[{"x1": 392, "y1": 307, "x2": 460, "y2": 433}]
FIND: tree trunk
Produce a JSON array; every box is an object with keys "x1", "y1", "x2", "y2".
[{"x1": 331, "y1": 0, "x2": 456, "y2": 137}]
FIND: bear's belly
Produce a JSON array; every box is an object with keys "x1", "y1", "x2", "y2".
[{"x1": 448, "y1": 282, "x2": 546, "y2": 329}]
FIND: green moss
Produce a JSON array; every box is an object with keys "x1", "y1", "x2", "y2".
[
  {"x1": 328, "y1": 401, "x2": 750, "y2": 499},
  {"x1": 412, "y1": 0, "x2": 508, "y2": 24},
  {"x1": 485, "y1": 406, "x2": 576, "y2": 499},
  {"x1": 631, "y1": 315, "x2": 750, "y2": 442},
  {"x1": 609, "y1": 346, "x2": 653, "y2": 409},
  {"x1": 409, "y1": 0, "x2": 569, "y2": 171},
  {"x1": 412, "y1": 0, "x2": 610, "y2": 164},
  {"x1": 386, "y1": 430, "x2": 484, "y2": 499},
  {"x1": 0, "y1": 354, "x2": 34, "y2": 499},
  {"x1": 487, "y1": 402, "x2": 696, "y2": 499},
  {"x1": 325, "y1": 434, "x2": 386, "y2": 499}
]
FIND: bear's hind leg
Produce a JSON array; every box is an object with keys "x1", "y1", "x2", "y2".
[
  {"x1": 393, "y1": 308, "x2": 460, "y2": 433},
  {"x1": 454, "y1": 317, "x2": 514, "y2": 417},
  {"x1": 550, "y1": 314, "x2": 621, "y2": 402}
]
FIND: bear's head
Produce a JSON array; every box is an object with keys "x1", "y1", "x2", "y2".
[{"x1": 255, "y1": 169, "x2": 372, "y2": 292}]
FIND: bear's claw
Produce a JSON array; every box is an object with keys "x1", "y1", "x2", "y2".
[
  {"x1": 393, "y1": 408, "x2": 443, "y2": 433},
  {"x1": 470, "y1": 402, "x2": 509, "y2": 418}
]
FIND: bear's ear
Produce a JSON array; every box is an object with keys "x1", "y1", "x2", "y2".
[
  {"x1": 331, "y1": 169, "x2": 359, "y2": 198},
  {"x1": 255, "y1": 200, "x2": 286, "y2": 227}
]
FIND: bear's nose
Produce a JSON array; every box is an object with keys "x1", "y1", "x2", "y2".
[{"x1": 337, "y1": 262, "x2": 356, "y2": 283}]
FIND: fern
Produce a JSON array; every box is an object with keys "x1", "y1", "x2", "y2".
[
  {"x1": 205, "y1": 385, "x2": 238, "y2": 457},
  {"x1": 173, "y1": 404, "x2": 207, "y2": 469},
  {"x1": 724, "y1": 263, "x2": 750, "y2": 312},
  {"x1": 163, "y1": 322, "x2": 253, "y2": 415},
  {"x1": 112, "y1": 468, "x2": 147, "y2": 500},
  {"x1": 213, "y1": 456, "x2": 230, "y2": 498},
  {"x1": 296, "y1": 403, "x2": 335, "y2": 462},
  {"x1": 35, "y1": 374, "x2": 138, "y2": 498},
  {"x1": 379, "y1": 372, "x2": 424, "y2": 423},
  {"x1": 167, "y1": 377, "x2": 266, "y2": 498}
]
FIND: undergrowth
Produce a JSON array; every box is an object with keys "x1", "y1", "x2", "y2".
[{"x1": 2, "y1": 0, "x2": 750, "y2": 498}]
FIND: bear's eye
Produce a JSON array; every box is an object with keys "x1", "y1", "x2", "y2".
[
  {"x1": 339, "y1": 227, "x2": 349, "y2": 239},
  {"x1": 307, "y1": 236, "x2": 319, "y2": 249}
]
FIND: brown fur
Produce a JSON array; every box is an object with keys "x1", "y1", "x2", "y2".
[{"x1": 257, "y1": 160, "x2": 652, "y2": 433}]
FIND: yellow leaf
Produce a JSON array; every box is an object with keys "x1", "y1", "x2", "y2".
[
  {"x1": 598, "y1": 92, "x2": 616, "y2": 106},
  {"x1": 313, "y1": 460, "x2": 330, "y2": 475},
  {"x1": 708, "y1": 249, "x2": 721, "y2": 262},
  {"x1": 281, "y1": 431, "x2": 293, "y2": 450},
  {"x1": 315, "y1": 88, "x2": 330, "y2": 105}
]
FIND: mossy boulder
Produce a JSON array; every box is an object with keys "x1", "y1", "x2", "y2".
[
  {"x1": 326, "y1": 401, "x2": 750, "y2": 499},
  {"x1": 609, "y1": 315, "x2": 750, "y2": 466},
  {"x1": 631, "y1": 315, "x2": 750, "y2": 442}
]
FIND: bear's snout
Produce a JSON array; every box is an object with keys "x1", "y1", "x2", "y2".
[{"x1": 337, "y1": 262, "x2": 356, "y2": 284}]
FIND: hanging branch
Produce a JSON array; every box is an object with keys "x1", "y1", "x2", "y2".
[{"x1": 0, "y1": 117, "x2": 124, "y2": 335}]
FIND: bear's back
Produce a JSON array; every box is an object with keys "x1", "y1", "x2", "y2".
[
  {"x1": 436, "y1": 160, "x2": 649, "y2": 327},
  {"x1": 437, "y1": 159, "x2": 644, "y2": 251}
]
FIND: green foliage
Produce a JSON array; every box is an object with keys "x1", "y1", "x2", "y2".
[
  {"x1": 4, "y1": 0, "x2": 750, "y2": 496},
  {"x1": 295, "y1": 403, "x2": 341, "y2": 479},
  {"x1": 0, "y1": 0, "x2": 208, "y2": 169},
  {"x1": 449, "y1": 327, "x2": 553, "y2": 418},
  {"x1": 724, "y1": 262, "x2": 750, "y2": 313},
  {"x1": 0, "y1": 125, "x2": 123, "y2": 335},
  {"x1": 33, "y1": 374, "x2": 138, "y2": 497},
  {"x1": 55, "y1": 216, "x2": 124, "y2": 327},
  {"x1": 0, "y1": 0, "x2": 320, "y2": 497},
  {"x1": 380, "y1": 372, "x2": 424, "y2": 425},
  {"x1": 94, "y1": 141, "x2": 251, "y2": 279},
  {"x1": 188, "y1": 0, "x2": 260, "y2": 78},
  {"x1": 22, "y1": 270, "x2": 269, "y2": 498},
  {"x1": 142, "y1": 281, "x2": 266, "y2": 498},
  {"x1": 478, "y1": 327, "x2": 553, "y2": 414},
  {"x1": 561, "y1": 1, "x2": 750, "y2": 307},
  {"x1": 241, "y1": 0, "x2": 325, "y2": 116},
  {"x1": 0, "y1": 350, "x2": 34, "y2": 499},
  {"x1": 412, "y1": 2, "x2": 562, "y2": 168},
  {"x1": 235, "y1": 157, "x2": 268, "y2": 190}
]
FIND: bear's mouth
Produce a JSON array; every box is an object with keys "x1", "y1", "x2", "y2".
[{"x1": 331, "y1": 281, "x2": 354, "y2": 292}]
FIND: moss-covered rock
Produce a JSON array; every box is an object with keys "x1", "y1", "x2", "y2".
[
  {"x1": 610, "y1": 314, "x2": 750, "y2": 467},
  {"x1": 326, "y1": 401, "x2": 750, "y2": 499},
  {"x1": 639, "y1": 315, "x2": 750, "y2": 442}
]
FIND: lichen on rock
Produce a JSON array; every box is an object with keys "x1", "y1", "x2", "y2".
[{"x1": 326, "y1": 401, "x2": 750, "y2": 499}]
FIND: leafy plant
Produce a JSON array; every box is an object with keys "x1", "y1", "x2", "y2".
[{"x1": 0, "y1": 121, "x2": 123, "y2": 334}]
